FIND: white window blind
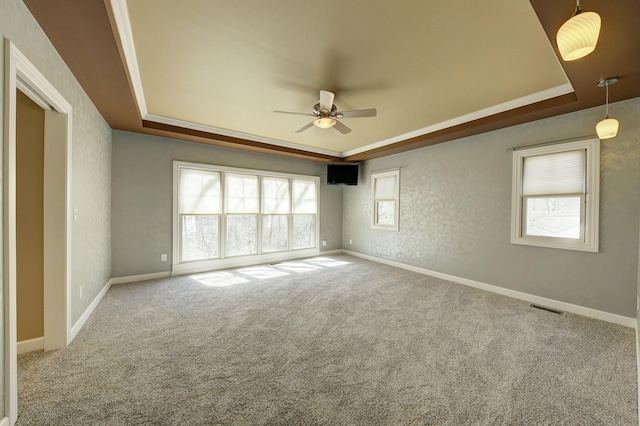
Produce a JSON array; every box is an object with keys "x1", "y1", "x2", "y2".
[
  {"x1": 522, "y1": 149, "x2": 585, "y2": 195},
  {"x1": 374, "y1": 175, "x2": 397, "y2": 200},
  {"x1": 226, "y1": 174, "x2": 259, "y2": 213},
  {"x1": 262, "y1": 177, "x2": 290, "y2": 214},
  {"x1": 179, "y1": 169, "x2": 221, "y2": 214},
  {"x1": 292, "y1": 179, "x2": 317, "y2": 214}
]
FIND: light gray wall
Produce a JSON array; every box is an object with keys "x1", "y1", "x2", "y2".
[
  {"x1": 1, "y1": 0, "x2": 113, "y2": 326},
  {"x1": 0, "y1": 0, "x2": 113, "y2": 410},
  {"x1": 343, "y1": 97, "x2": 640, "y2": 317},
  {"x1": 111, "y1": 131, "x2": 343, "y2": 277}
]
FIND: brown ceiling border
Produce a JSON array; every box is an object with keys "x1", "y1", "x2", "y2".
[
  {"x1": 24, "y1": 0, "x2": 640, "y2": 164},
  {"x1": 142, "y1": 120, "x2": 340, "y2": 163}
]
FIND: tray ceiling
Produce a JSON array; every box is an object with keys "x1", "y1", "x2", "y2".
[{"x1": 23, "y1": 0, "x2": 640, "y2": 162}]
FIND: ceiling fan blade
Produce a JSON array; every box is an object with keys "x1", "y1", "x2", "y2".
[
  {"x1": 295, "y1": 121, "x2": 315, "y2": 133},
  {"x1": 319, "y1": 90, "x2": 335, "y2": 114},
  {"x1": 333, "y1": 120, "x2": 352, "y2": 134},
  {"x1": 274, "y1": 110, "x2": 314, "y2": 117},
  {"x1": 338, "y1": 108, "x2": 377, "y2": 119}
]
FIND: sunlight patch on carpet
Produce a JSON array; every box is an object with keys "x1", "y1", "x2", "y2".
[
  {"x1": 304, "y1": 257, "x2": 351, "y2": 267},
  {"x1": 190, "y1": 271, "x2": 250, "y2": 287},
  {"x1": 237, "y1": 265, "x2": 290, "y2": 280}
]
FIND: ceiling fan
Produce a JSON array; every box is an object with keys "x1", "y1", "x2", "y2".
[{"x1": 274, "y1": 90, "x2": 377, "y2": 134}]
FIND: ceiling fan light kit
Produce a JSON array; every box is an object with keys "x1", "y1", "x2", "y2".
[
  {"x1": 275, "y1": 90, "x2": 377, "y2": 135},
  {"x1": 314, "y1": 117, "x2": 336, "y2": 129},
  {"x1": 596, "y1": 77, "x2": 619, "y2": 139},
  {"x1": 556, "y1": 0, "x2": 601, "y2": 61}
]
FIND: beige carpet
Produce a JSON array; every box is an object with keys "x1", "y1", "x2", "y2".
[{"x1": 17, "y1": 255, "x2": 638, "y2": 425}]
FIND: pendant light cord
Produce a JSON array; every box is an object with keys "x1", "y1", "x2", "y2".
[
  {"x1": 605, "y1": 81, "x2": 610, "y2": 118},
  {"x1": 573, "y1": 0, "x2": 582, "y2": 16}
]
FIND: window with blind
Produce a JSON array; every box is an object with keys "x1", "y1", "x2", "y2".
[
  {"x1": 511, "y1": 138, "x2": 599, "y2": 252},
  {"x1": 179, "y1": 168, "x2": 221, "y2": 261},
  {"x1": 371, "y1": 169, "x2": 400, "y2": 231},
  {"x1": 173, "y1": 162, "x2": 319, "y2": 272}
]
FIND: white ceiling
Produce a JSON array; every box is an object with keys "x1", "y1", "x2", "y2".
[{"x1": 114, "y1": 0, "x2": 571, "y2": 157}]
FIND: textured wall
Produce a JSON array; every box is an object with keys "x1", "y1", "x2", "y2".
[
  {"x1": 111, "y1": 131, "x2": 343, "y2": 277},
  {"x1": 1, "y1": 0, "x2": 112, "y2": 329},
  {"x1": 343, "y1": 98, "x2": 640, "y2": 317}
]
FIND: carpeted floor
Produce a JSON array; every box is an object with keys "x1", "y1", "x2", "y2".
[{"x1": 17, "y1": 255, "x2": 638, "y2": 425}]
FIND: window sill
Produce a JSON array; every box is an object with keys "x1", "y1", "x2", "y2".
[{"x1": 511, "y1": 236, "x2": 598, "y2": 253}]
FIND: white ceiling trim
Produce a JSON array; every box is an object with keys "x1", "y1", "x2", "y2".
[
  {"x1": 342, "y1": 82, "x2": 575, "y2": 158},
  {"x1": 110, "y1": 0, "x2": 574, "y2": 160},
  {"x1": 111, "y1": 0, "x2": 340, "y2": 158},
  {"x1": 109, "y1": 0, "x2": 148, "y2": 117},
  {"x1": 145, "y1": 114, "x2": 343, "y2": 158}
]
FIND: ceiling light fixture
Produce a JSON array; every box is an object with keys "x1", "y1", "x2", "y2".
[
  {"x1": 595, "y1": 77, "x2": 619, "y2": 139},
  {"x1": 314, "y1": 116, "x2": 336, "y2": 129},
  {"x1": 556, "y1": 0, "x2": 601, "y2": 61}
]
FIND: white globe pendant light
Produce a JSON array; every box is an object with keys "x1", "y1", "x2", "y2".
[
  {"x1": 596, "y1": 78, "x2": 619, "y2": 140},
  {"x1": 556, "y1": 0, "x2": 601, "y2": 61}
]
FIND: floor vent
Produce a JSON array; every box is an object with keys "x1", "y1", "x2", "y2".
[{"x1": 530, "y1": 304, "x2": 564, "y2": 315}]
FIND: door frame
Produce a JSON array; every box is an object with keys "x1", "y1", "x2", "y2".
[{"x1": 3, "y1": 39, "x2": 72, "y2": 424}]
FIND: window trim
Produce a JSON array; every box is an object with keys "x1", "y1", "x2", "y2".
[
  {"x1": 172, "y1": 161, "x2": 320, "y2": 275},
  {"x1": 371, "y1": 169, "x2": 400, "y2": 231},
  {"x1": 510, "y1": 138, "x2": 599, "y2": 252}
]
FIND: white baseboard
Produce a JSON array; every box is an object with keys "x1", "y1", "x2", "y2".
[
  {"x1": 17, "y1": 337, "x2": 44, "y2": 355},
  {"x1": 344, "y1": 250, "x2": 636, "y2": 328},
  {"x1": 110, "y1": 271, "x2": 171, "y2": 285},
  {"x1": 0, "y1": 416, "x2": 10, "y2": 426},
  {"x1": 318, "y1": 249, "x2": 343, "y2": 256},
  {"x1": 70, "y1": 279, "x2": 112, "y2": 341}
]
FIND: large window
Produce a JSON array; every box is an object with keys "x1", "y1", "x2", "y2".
[
  {"x1": 174, "y1": 162, "x2": 319, "y2": 272},
  {"x1": 511, "y1": 138, "x2": 599, "y2": 252},
  {"x1": 371, "y1": 169, "x2": 400, "y2": 231}
]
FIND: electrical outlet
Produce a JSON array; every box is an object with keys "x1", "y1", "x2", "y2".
[
  {"x1": 322, "y1": 240, "x2": 327, "y2": 247},
  {"x1": 79, "y1": 286, "x2": 83, "y2": 299},
  {"x1": 349, "y1": 239, "x2": 353, "y2": 245},
  {"x1": 416, "y1": 251, "x2": 420, "y2": 258},
  {"x1": 161, "y1": 254, "x2": 167, "y2": 262}
]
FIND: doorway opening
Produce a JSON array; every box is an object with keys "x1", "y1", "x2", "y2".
[
  {"x1": 4, "y1": 39, "x2": 72, "y2": 425},
  {"x1": 15, "y1": 90, "x2": 45, "y2": 355}
]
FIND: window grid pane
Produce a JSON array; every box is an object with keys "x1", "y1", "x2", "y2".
[
  {"x1": 226, "y1": 173, "x2": 259, "y2": 213},
  {"x1": 375, "y1": 201, "x2": 396, "y2": 226},
  {"x1": 374, "y1": 176, "x2": 396, "y2": 200},
  {"x1": 262, "y1": 177, "x2": 290, "y2": 214},
  {"x1": 523, "y1": 149, "x2": 585, "y2": 196},
  {"x1": 292, "y1": 214, "x2": 316, "y2": 249},
  {"x1": 181, "y1": 214, "x2": 220, "y2": 261},
  {"x1": 262, "y1": 215, "x2": 289, "y2": 253},
  {"x1": 225, "y1": 215, "x2": 257, "y2": 256},
  {"x1": 180, "y1": 169, "x2": 221, "y2": 214},
  {"x1": 524, "y1": 196, "x2": 582, "y2": 239},
  {"x1": 292, "y1": 180, "x2": 317, "y2": 214}
]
